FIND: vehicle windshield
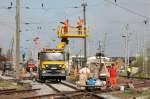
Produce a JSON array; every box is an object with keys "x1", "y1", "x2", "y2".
[{"x1": 40, "y1": 52, "x2": 64, "y2": 61}]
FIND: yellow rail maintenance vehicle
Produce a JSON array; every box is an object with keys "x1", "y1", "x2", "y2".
[
  {"x1": 38, "y1": 18, "x2": 88, "y2": 82},
  {"x1": 38, "y1": 48, "x2": 66, "y2": 82}
]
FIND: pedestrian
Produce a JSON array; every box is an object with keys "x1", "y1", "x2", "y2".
[
  {"x1": 127, "y1": 66, "x2": 131, "y2": 79},
  {"x1": 109, "y1": 63, "x2": 117, "y2": 88}
]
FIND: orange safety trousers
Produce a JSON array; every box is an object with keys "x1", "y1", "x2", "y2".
[
  {"x1": 19, "y1": 68, "x2": 26, "y2": 80},
  {"x1": 110, "y1": 77, "x2": 117, "y2": 87}
]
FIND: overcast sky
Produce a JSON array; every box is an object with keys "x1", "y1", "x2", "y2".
[{"x1": 0, "y1": 0, "x2": 150, "y2": 57}]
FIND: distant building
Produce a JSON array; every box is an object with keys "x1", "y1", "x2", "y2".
[{"x1": 87, "y1": 56, "x2": 111, "y2": 64}]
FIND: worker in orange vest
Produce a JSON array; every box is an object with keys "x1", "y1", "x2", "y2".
[
  {"x1": 19, "y1": 63, "x2": 26, "y2": 80},
  {"x1": 60, "y1": 19, "x2": 69, "y2": 34},
  {"x1": 21, "y1": 67, "x2": 26, "y2": 79},
  {"x1": 63, "y1": 19, "x2": 69, "y2": 34},
  {"x1": 109, "y1": 63, "x2": 117, "y2": 88},
  {"x1": 73, "y1": 65, "x2": 79, "y2": 80},
  {"x1": 30, "y1": 67, "x2": 33, "y2": 77},
  {"x1": 77, "y1": 18, "x2": 84, "y2": 34}
]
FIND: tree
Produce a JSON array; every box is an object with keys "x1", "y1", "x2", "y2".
[{"x1": 132, "y1": 53, "x2": 143, "y2": 67}]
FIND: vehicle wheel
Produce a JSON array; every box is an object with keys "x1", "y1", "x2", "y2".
[
  {"x1": 38, "y1": 69, "x2": 45, "y2": 83},
  {"x1": 58, "y1": 78, "x2": 61, "y2": 83},
  {"x1": 39, "y1": 76, "x2": 45, "y2": 83}
]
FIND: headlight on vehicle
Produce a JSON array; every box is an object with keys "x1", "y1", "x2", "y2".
[
  {"x1": 42, "y1": 70, "x2": 46, "y2": 73},
  {"x1": 61, "y1": 70, "x2": 66, "y2": 74},
  {"x1": 45, "y1": 65, "x2": 48, "y2": 67},
  {"x1": 56, "y1": 70, "x2": 61, "y2": 73}
]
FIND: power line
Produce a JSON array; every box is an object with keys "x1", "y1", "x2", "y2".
[
  {"x1": 103, "y1": 0, "x2": 150, "y2": 20},
  {"x1": 0, "y1": 5, "x2": 81, "y2": 10}
]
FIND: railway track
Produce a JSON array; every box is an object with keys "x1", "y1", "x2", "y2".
[
  {"x1": 0, "y1": 88, "x2": 40, "y2": 95},
  {"x1": 0, "y1": 88, "x2": 16, "y2": 92},
  {"x1": 133, "y1": 80, "x2": 150, "y2": 88},
  {"x1": 119, "y1": 75, "x2": 150, "y2": 89},
  {"x1": 22, "y1": 80, "x2": 105, "y2": 99},
  {"x1": 0, "y1": 88, "x2": 40, "y2": 99},
  {"x1": 1, "y1": 76, "x2": 149, "y2": 99},
  {"x1": 120, "y1": 75, "x2": 150, "y2": 80}
]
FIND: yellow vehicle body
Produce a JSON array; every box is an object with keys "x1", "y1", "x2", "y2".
[
  {"x1": 41, "y1": 61, "x2": 65, "y2": 68},
  {"x1": 38, "y1": 48, "x2": 66, "y2": 82}
]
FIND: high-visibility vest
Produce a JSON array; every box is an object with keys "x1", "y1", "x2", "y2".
[
  {"x1": 109, "y1": 66, "x2": 117, "y2": 77},
  {"x1": 127, "y1": 67, "x2": 131, "y2": 72},
  {"x1": 21, "y1": 68, "x2": 26, "y2": 77},
  {"x1": 64, "y1": 19, "x2": 69, "y2": 32},
  {"x1": 78, "y1": 19, "x2": 84, "y2": 26}
]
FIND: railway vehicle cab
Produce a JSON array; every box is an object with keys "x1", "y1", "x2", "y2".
[{"x1": 38, "y1": 48, "x2": 66, "y2": 82}]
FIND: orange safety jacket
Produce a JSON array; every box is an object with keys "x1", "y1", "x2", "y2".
[
  {"x1": 109, "y1": 66, "x2": 117, "y2": 78},
  {"x1": 78, "y1": 19, "x2": 84, "y2": 26},
  {"x1": 64, "y1": 19, "x2": 69, "y2": 33}
]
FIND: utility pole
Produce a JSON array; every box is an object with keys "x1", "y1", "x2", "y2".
[
  {"x1": 96, "y1": 40, "x2": 102, "y2": 78},
  {"x1": 82, "y1": 0, "x2": 87, "y2": 66},
  {"x1": 122, "y1": 24, "x2": 129, "y2": 69},
  {"x1": 16, "y1": 0, "x2": 20, "y2": 80},
  {"x1": 98, "y1": 40, "x2": 102, "y2": 67},
  {"x1": 103, "y1": 33, "x2": 107, "y2": 56},
  {"x1": 143, "y1": 20, "x2": 147, "y2": 77},
  {"x1": 126, "y1": 24, "x2": 130, "y2": 67}
]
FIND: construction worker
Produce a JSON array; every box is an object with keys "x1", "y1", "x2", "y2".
[
  {"x1": 29, "y1": 67, "x2": 37, "y2": 81},
  {"x1": 79, "y1": 66, "x2": 91, "y2": 86},
  {"x1": 100, "y1": 63, "x2": 109, "y2": 82},
  {"x1": 21, "y1": 67, "x2": 26, "y2": 80},
  {"x1": 63, "y1": 19, "x2": 69, "y2": 34},
  {"x1": 30, "y1": 67, "x2": 33, "y2": 77},
  {"x1": 77, "y1": 18, "x2": 84, "y2": 34},
  {"x1": 60, "y1": 19, "x2": 69, "y2": 34},
  {"x1": 109, "y1": 63, "x2": 117, "y2": 88},
  {"x1": 73, "y1": 65, "x2": 79, "y2": 80},
  {"x1": 127, "y1": 66, "x2": 131, "y2": 79},
  {"x1": 18, "y1": 63, "x2": 26, "y2": 80},
  {"x1": 2, "y1": 63, "x2": 6, "y2": 76}
]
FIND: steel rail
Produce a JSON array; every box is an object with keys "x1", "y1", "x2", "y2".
[
  {"x1": 0, "y1": 88, "x2": 40, "y2": 95},
  {"x1": 60, "y1": 81, "x2": 80, "y2": 91},
  {"x1": 120, "y1": 75, "x2": 150, "y2": 80},
  {"x1": 45, "y1": 83, "x2": 61, "y2": 92},
  {"x1": 0, "y1": 88, "x2": 16, "y2": 92}
]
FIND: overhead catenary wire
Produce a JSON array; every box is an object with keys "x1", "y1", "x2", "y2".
[
  {"x1": 0, "y1": 0, "x2": 149, "y2": 19},
  {"x1": 2, "y1": 0, "x2": 148, "y2": 23},
  {"x1": 1, "y1": 0, "x2": 149, "y2": 31},
  {"x1": 0, "y1": 0, "x2": 107, "y2": 10},
  {"x1": 103, "y1": 0, "x2": 150, "y2": 20}
]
